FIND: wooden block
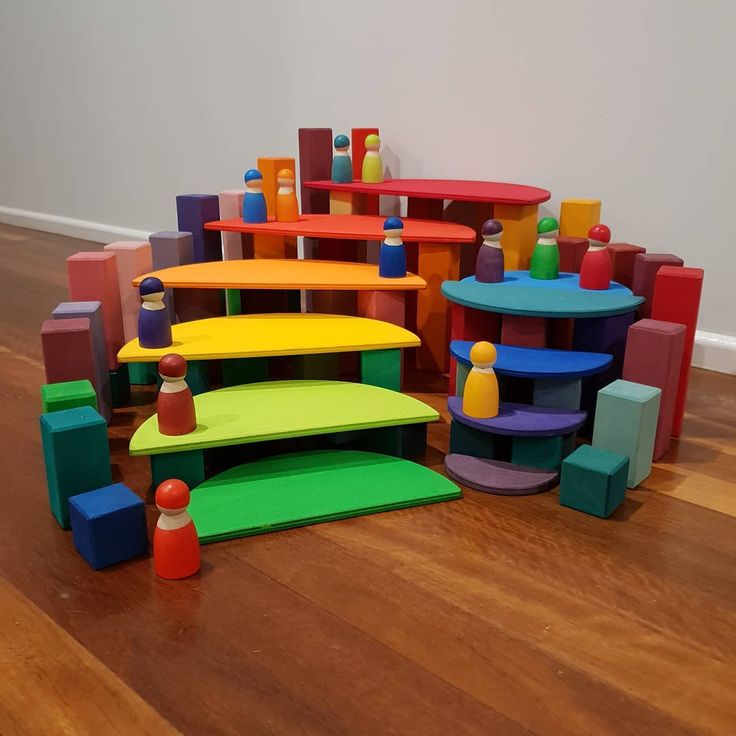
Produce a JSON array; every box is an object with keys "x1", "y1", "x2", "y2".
[
  {"x1": 363, "y1": 423, "x2": 427, "y2": 460},
  {"x1": 52, "y1": 301, "x2": 112, "y2": 422},
  {"x1": 66, "y1": 252, "x2": 124, "y2": 370},
  {"x1": 449, "y1": 419, "x2": 495, "y2": 460},
  {"x1": 258, "y1": 157, "x2": 295, "y2": 215},
  {"x1": 651, "y1": 266, "x2": 704, "y2": 438},
  {"x1": 556, "y1": 236, "x2": 588, "y2": 273},
  {"x1": 559, "y1": 444, "x2": 628, "y2": 518},
  {"x1": 103, "y1": 241, "x2": 152, "y2": 341},
  {"x1": 494, "y1": 203, "x2": 538, "y2": 270},
  {"x1": 218, "y1": 190, "x2": 249, "y2": 305},
  {"x1": 548, "y1": 318, "x2": 574, "y2": 350},
  {"x1": 623, "y1": 318, "x2": 686, "y2": 460},
  {"x1": 357, "y1": 290, "x2": 406, "y2": 327},
  {"x1": 454, "y1": 360, "x2": 470, "y2": 396},
  {"x1": 329, "y1": 190, "x2": 367, "y2": 215},
  {"x1": 533, "y1": 378, "x2": 582, "y2": 410},
  {"x1": 444, "y1": 200, "x2": 494, "y2": 278},
  {"x1": 511, "y1": 435, "x2": 564, "y2": 471},
  {"x1": 109, "y1": 363, "x2": 132, "y2": 408},
  {"x1": 295, "y1": 353, "x2": 340, "y2": 381},
  {"x1": 69, "y1": 483, "x2": 148, "y2": 570},
  {"x1": 360, "y1": 349, "x2": 401, "y2": 391},
  {"x1": 351, "y1": 127, "x2": 379, "y2": 182},
  {"x1": 41, "y1": 380, "x2": 97, "y2": 414},
  {"x1": 222, "y1": 357, "x2": 269, "y2": 387},
  {"x1": 129, "y1": 362, "x2": 157, "y2": 386},
  {"x1": 609, "y1": 243, "x2": 646, "y2": 288},
  {"x1": 298, "y1": 128, "x2": 332, "y2": 214},
  {"x1": 149, "y1": 231, "x2": 193, "y2": 323},
  {"x1": 41, "y1": 317, "x2": 96, "y2": 389},
  {"x1": 559, "y1": 199, "x2": 601, "y2": 238},
  {"x1": 175, "y1": 194, "x2": 221, "y2": 263},
  {"x1": 150, "y1": 450, "x2": 205, "y2": 490},
  {"x1": 592, "y1": 379, "x2": 661, "y2": 488},
  {"x1": 39, "y1": 406, "x2": 112, "y2": 528},
  {"x1": 501, "y1": 314, "x2": 548, "y2": 348},
  {"x1": 631, "y1": 253, "x2": 684, "y2": 318}
]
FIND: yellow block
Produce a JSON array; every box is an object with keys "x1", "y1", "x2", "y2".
[
  {"x1": 559, "y1": 199, "x2": 602, "y2": 238},
  {"x1": 330, "y1": 191, "x2": 367, "y2": 215},
  {"x1": 494, "y1": 203, "x2": 538, "y2": 270},
  {"x1": 118, "y1": 313, "x2": 420, "y2": 363}
]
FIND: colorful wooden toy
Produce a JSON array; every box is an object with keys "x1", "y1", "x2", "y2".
[
  {"x1": 218, "y1": 190, "x2": 247, "y2": 261},
  {"x1": 154, "y1": 479, "x2": 200, "y2": 579},
  {"x1": 609, "y1": 243, "x2": 646, "y2": 288},
  {"x1": 275, "y1": 168, "x2": 299, "y2": 222},
  {"x1": 559, "y1": 444, "x2": 629, "y2": 518},
  {"x1": 298, "y1": 127, "x2": 332, "y2": 214},
  {"x1": 378, "y1": 216, "x2": 407, "y2": 278},
  {"x1": 39, "y1": 406, "x2": 112, "y2": 528},
  {"x1": 138, "y1": 277, "x2": 172, "y2": 349},
  {"x1": 69, "y1": 483, "x2": 148, "y2": 570},
  {"x1": 257, "y1": 157, "x2": 295, "y2": 214},
  {"x1": 529, "y1": 218, "x2": 560, "y2": 280},
  {"x1": 332, "y1": 134, "x2": 353, "y2": 183},
  {"x1": 156, "y1": 354, "x2": 197, "y2": 436},
  {"x1": 41, "y1": 317, "x2": 96, "y2": 387},
  {"x1": 361, "y1": 134, "x2": 383, "y2": 184},
  {"x1": 651, "y1": 266, "x2": 704, "y2": 438},
  {"x1": 556, "y1": 236, "x2": 588, "y2": 273},
  {"x1": 242, "y1": 169, "x2": 268, "y2": 223},
  {"x1": 631, "y1": 253, "x2": 684, "y2": 318},
  {"x1": 579, "y1": 224, "x2": 612, "y2": 290},
  {"x1": 149, "y1": 230, "x2": 194, "y2": 326},
  {"x1": 175, "y1": 194, "x2": 221, "y2": 263},
  {"x1": 501, "y1": 315, "x2": 548, "y2": 348},
  {"x1": 462, "y1": 341, "x2": 499, "y2": 419},
  {"x1": 475, "y1": 219, "x2": 504, "y2": 283},
  {"x1": 41, "y1": 379, "x2": 97, "y2": 414},
  {"x1": 623, "y1": 318, "x2": 686, "y2": 460},
  {"x1": 511, "y1": 435, "x2": 568, "y2": 471},
  {"x1": 592, "y1": 379, "x2": 661, "y2": 488},
  {"x1": 559, "y1": 199, "x2": 601, "y2": 238},
  {"x1": 351, "y1": 127, "x2": 379, "y2": 183},
  {"x1": 445, "y1": 455, "x2": 558, "y2": 496},
  {"x1": 103, "y1": 241, "x2": 152, "y2": 342}
]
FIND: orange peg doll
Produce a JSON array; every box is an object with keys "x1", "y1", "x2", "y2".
[
  {"x1": 275, "y1": 168, "x2": 299, "y2": 222},
  {"x1": 462, "y1": 341, "x2": 499, "y2": 418},
  {"x1": 153, "y1": 479, "x2": 200, "y2": 580}
]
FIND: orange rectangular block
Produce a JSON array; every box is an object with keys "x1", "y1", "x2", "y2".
[
  {"x1": 329, "y1": 190, "x2": 367, "y2": 215},
  {"x1": 103, "y1": 241, "x2": 152, "y2": 342},
  {"x1": 494, "y1": 203, "x2": 538, "y2": 269},
  {"x1": 351, "y1": 127, "x2": 379, "y2": 182},
  {"x1": 559, "y1": 199, "x2": 601, "y2": 238},
  {"x1": 257, "y1": 157, "x2": 295, "y2": 215}
]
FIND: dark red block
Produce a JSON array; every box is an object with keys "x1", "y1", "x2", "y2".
[
  {"x1": 41, "y1": 318, "x2": 96, "y2": 386},
  {"x1": 501, "y1": 315, "x2": 548, "y2": 348},
  {"x1": 651, "y1": 266, "x2": 704, "y2": 438},
  {"x1": 448, "y1": 304, "x2": 501, "y2": 394},
  {"x1": 298, "y1": 128, "x2": 332, "y2": 214},
  {"x1": 623, "y1": 318, "x2": 686, "y2": 460},
  {"x1": 351, "y1": 126, "x2": 379, "y2": 182},
  {"x1": 556, "y1": 236, "x2": 588, "y2": 273},
  {"x1": 631, "y1": 253, "x2": 684, "y2": 318},
  {"x1": 609, "y1": 243, "x2": 646, "y2": 288}
]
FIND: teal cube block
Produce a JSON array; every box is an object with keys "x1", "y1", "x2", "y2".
[
  {"x1": 360, "y1": 349, "x2": 401, "y2": 391},
  {"x1": 109, "y1": 364, "x2": 131, "y2": 408},
  {"x1": 560, "y1": 444, "x2": 629, "y2": 518},
  {"x1": 449, "y1": 420, "x2": 495, "y2": 460},
  {"x1": 41, "y1": 380, "x2": 97, "y2": 414},
  {"x1": 39, "y1": 406, "x2": 112, "y2": 528},
  {"x1": 512, "y1": 435, "x2": 564, "y2": 470},
  {"x1": 592, "y1": 379, "x2": 661, "y2": 488}
]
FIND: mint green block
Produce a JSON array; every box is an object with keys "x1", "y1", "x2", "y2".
[
  {"x1": 39, "y1": 407, "x2": 112, "y2": 528},
  {"x1": 592, "y1": 379, "x2": 661, "y2": 488},
  {"x1": 533, "y1": 378, "x2": 581, "y2": 410},
  {"x1": 150, "y1": 450, "x2": 205, "y2": 490},
  {"x1": 455, "y1": 361, "x2": 470, "y2": 397},
  {"x1": 512, "y1": 435, "x2": 564, "y2": 470},
  {"x1": 109, "y1": 364, "x2": 131, "y2": 408},
  {"x1": 560, "y1": 444, "x2": 629, "y2": 518},
  {"x1": 222, "y1": 357, "x2": 269, "y2": 387},
  {"x1": 449, "y1": 420, "x2": 495, "y2": 460},
  {"x1": 360, "y1": 349, "x2": 401, "y2": 391},
  {"x1": 129, "y1": 362, "x2": 158, "y2": 386},
  {"x1": 41, "y1": 380, "x2": 97, "y2": 414}
]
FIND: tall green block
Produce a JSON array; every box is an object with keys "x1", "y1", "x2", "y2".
[
  {"x1": 512, "y1": 435, "x2": 564, "y2": 470},
  {"x1": 129, "y1": 362, "x2": 158, "y2": 386},
  {"x1": 296, "y1": 353, "x2": 339, "y2": 380},
  {"x1": 455, "y1": 361, "x2": 470, "y2": 397},
  {"x1": 592, "y1": 379, "x2": 661, "y2": 488},
  {"x1": 109, "y1": 364, "x2": 131, "y2": 408},
  {"x1": 225, "y1": 289, "x2": 242, "y2": 316},
  {"x1": 150, "y1": 450, "x2": 205, "y2": 489},
  {"x1": 360, "y1": 349, "x2": 401, "y2": 391},
  {"x1": 560, "y1": 444, "x2": 629, "y2": 518},
  {"x1": 449, "y1": 420, "x2": 495, "y2": 460},
  {"x1": 41, "y1": 380, "x2": 97, "y2": 414},
  {"x1": 39, "y1": 406, "x2": 112, "y2": 528},
  {"x1": 222, "y1": 357, "x2": 269, "y2": 387}
]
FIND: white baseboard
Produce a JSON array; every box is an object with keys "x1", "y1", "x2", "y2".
[
  {"x1": 1, "y1": 204, "x2": 735, "y2": 375},
  {"x1": 0, "y1": 204, "x2": 150, "y2": 243}
]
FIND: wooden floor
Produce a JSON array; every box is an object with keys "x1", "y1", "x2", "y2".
[{"x1": 1, "y1": 222, "x2": 735, "y2": 736}]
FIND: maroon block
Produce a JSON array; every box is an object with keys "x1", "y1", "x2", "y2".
[
  {"x1": 549, "y1": 318, "x2": 574, "y2": 350},
  {"x1": 623, "y1": 319, "x2": 686, "y2": 460},
  {"x1": 556, "y1": 236, "x2": 588, "y2": 273},
  {"x1": 448, "y1": 304, "x2": 501, "y2": 394},
  {"x1": 298, "y1": 128, "x2": 332, "y2": 215},
  {"x1": 609, "y1": 243, "x2": 646, "y2": 288},
  {"x1": 631, "y1": 253, "x2": 684, "y2": 318},
  {"x1": 501, "y1": 314, "x2": 548, "y2": 348},
  {"x1": 41, "y1": 318, "x2": 96, "y2": 386}
]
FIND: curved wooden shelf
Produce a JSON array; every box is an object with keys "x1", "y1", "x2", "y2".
[
  {"x1": 130, "y1": 380, "x2": 438, "y2": 456},
  {"x1": 445, "y1": 454, "x2": 557, "y2": 496},
  {"x1": 132, "y1": 259, "x2": 426, "y2": 291},
  {"x1": 118, "y1": 313, "x2": 420, "y2": 363},
  {"x1": 203, "y1": 214, "x2": 476, "y2": 244},
  {"x1": 304, "y1": 179, "x2": 551, "y2": 206}
]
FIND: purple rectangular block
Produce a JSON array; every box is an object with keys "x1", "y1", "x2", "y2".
[
  {"x1": 149, "y1": 231, "x2": 194, "y2": 324},
  {"x1": 176, "y1": 194, "x2": 221, "y2": 263},
  {"x1": 52, "y1": 301, "x2": 112, "y2": 422}
]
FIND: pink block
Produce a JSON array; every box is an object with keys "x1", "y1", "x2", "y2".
[
  {"x1": 103, "y1": 241, "x2": 152, "y2": 342},
  {"x1": 218, "y1": 190, "x2": 249, "y2": 260},
  {"x1": 623, "y1": 318, "x2": 686, "y2": 460},
  {"x1": 67, "y1": 252, "x2": 124, "y2": 369},
  {"x1": 631, "y1": 253, "x2": 684, "y2": 318},
  {"x1": 357, "y1": 290, "x2": 406, "y2": 327},
  {"x1": 41, "y1": 318, "x2": 96, "y2": 386}
]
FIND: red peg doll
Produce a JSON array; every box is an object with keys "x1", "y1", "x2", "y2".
[
  {"x1": 156, "y1": 353, "x2": 196, "y2": 436},
  {"x1": 154, "y1": 479, "x2": 200, "y2": 580},
  {"x1": 579, "y1": 224, "x2": 612, "y2": 290}
]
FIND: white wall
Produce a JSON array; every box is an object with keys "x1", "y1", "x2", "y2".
[{"x1": 1, "y1": 0, "x2": 734, "y2": 345}]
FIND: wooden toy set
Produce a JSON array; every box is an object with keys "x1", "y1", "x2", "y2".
[{"x1": 36, "y1": 126, "x2": 704, "y2": 578}]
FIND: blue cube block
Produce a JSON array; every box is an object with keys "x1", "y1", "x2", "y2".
[{"x1": 69, "y1": 483, "x2": 148, "y2": 570}]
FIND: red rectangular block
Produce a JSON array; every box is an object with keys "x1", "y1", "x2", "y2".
[
  {"x1": 351, "y1": 127, "x2": 379, "y2": 182},
  {"x1": 449, "y1": 304, "x2": 501, "y2": 394},
  {"x1": 66, "y1": 252, "x2": 124, "y2": 369},
  {"x1": 357, "y1": 290, "x2": 406, "y2": 328},
  {"x1": 556, "y1": 236, "x2": 588, "y2": 273},
  {"x1": 609, "y1": 243, "x2": 646, "y2": 288},
  {"x1": 501, "y1": 314, "x2": 548, "y2": 348},
  {"x1": 651, "y1": 266, "x2": 704, "y2": 438},
  {"x1": 631, "y1": 253, "x2": 684, "y2": 318},
  {"x1": 41, "y1": 318, "x2": 96, "y2": 386},
  {"x1": 623, "y1": 318, "x2": 686, "y2": 460}
]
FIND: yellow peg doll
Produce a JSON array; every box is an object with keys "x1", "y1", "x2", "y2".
[{"x1": 462, "y1": 341, "x2": 499, "y2": 418}]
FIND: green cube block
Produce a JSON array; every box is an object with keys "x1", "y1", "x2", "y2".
[
  {"x1": 41, "y1": 380, "x2": 97, "y2": 414},
  {"x1": 129, "y1": 362, "x2": 158, "y2": 386},
  {"x1": 109, "y1": 364, "x2": 131, "y2": 408},
  {"x1": 512, "y1": 435, "x2": 564, "y2": 470},
  {"x1": 592, "y1": 379, "x2": 661, "y2": 488},
  {"x1": 150, "y1": 450, "x2": 205, "y2": 489},
  {"x1": 39, "y1": 406, "x2": 112, "y2": 528},
  {"x1": 449, "y1": 420, "x2": 495, "y2": 460},
  {"x1": 222, "y1": 357, "x2": 269, "y2": 387},
  {"x1": 560, "y1": 444, "x2": 629, "y2": 518},
  {"x1": 360, "y1": 349, "x2": 401, "y2": 391}
]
